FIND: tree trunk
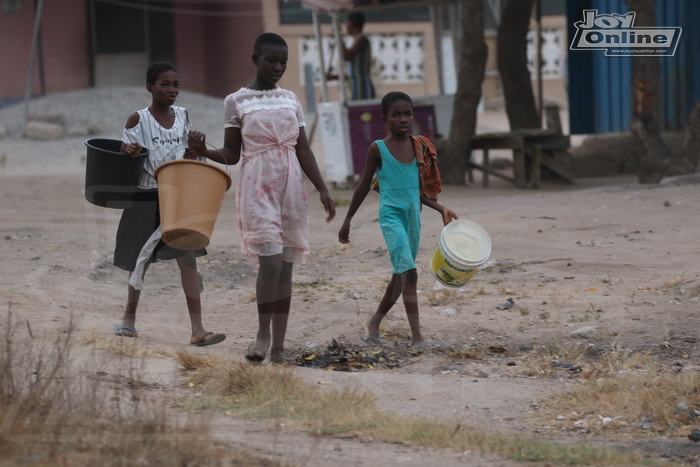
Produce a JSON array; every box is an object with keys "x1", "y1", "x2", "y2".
[
  {"x1": 625, "y1": 0, "x2": 675, "y2": 183},
  {"x1": 680, "y1": 99, "x2": 700, "y2": 174},
  {"x1": 497, "y1": 0, "x2": 540, "y2": 130},
  {"x1": 628, "y1": 115, "x2": 671, "y2": 183},
  {"x1": 443, "y1": 0, "x2": 487, "y2": 185}
]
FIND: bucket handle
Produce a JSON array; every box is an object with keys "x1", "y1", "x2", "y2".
[{"x1": 205, "y1": 141, "x2": 231, "y2": 176}]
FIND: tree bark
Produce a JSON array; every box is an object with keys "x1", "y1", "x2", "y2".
[
  {"x1": 680, "y1": 99, "x2": 700, "y2": 174},
  {"x1": 497, "y1": 0, "x2": 540, "y2": 130},
  {"x1": 443, "y1": 0, "x2": 487, "y2": 185},
  {"x1": 625, "y1": 0, "x2": 681, "y2": 183},
  {"x1": 628, "y1": 115, "x2": 671, "y2": 183}
]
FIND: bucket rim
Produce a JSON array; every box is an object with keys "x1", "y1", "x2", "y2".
[
  {"x1": 440, "y1": 219, "x2": 491, "y2": 265},
  {"x1": 85, "y1": 138, "x2": 148, "y2": 158},
  {"x1": 154, "y1": 159, "x2": 232, "y2": 191},
  {"x1": 437, "y1": 241, "x2": 488, "y2": 268}
]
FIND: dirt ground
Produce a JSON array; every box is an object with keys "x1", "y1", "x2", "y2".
[{"x1": 1, "y1": 97, "x2": 700, "y2": 465}]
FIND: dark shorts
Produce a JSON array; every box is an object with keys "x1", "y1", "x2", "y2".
[{"x1": 113, "y1": 189, "x2": 206, "y2": 271}]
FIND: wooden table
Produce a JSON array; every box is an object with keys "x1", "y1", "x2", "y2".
[{"x1": 469, "y1": 128, "x2": 574, "y2": 188}]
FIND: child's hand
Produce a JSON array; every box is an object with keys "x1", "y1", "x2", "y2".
[
  {"x1": 184, "y1": 147, "x2": 199, "y2": 159},
  {"x1": 123, "y1": 142, "x2": 142, "y2": 157},
  {"x1": 338, "y1": 222, "x2": 351, "y2": 244},
  {"x1": 320, "y1": 190, "x2": 336, "y2": 222},
  {"x1": 188, "y1": 130, "x2": 206, "y2": 157},
  {"x1": 442, "y1": 207, "x2": 459, "y2": 226}
]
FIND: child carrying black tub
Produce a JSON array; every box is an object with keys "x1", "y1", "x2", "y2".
[{"x1": 112, "y1": 61, "x2": 225, "y2": 347}]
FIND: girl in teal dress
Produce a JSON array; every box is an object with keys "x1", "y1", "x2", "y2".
[{"x1": 339, "y1": 92, "x2": 458, "y2": 347}]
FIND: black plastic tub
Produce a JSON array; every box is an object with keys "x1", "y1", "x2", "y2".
[{"x1": 84, "y1": 138, "x2": 148, "y2": 209}]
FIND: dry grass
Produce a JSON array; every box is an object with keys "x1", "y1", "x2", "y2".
[
  {"x1": 177, "y1": 352, "x2": 660, "y2": 465},
  {"x1": 658, "y1": 274, "x2": 700, "y2": 303},
  {"x1": 178, "y1": 350, "x2": 304, "y2": 396},
  {"x1": 0, "y1": 307, "x2": 279, "y2": 466},
  {"x1": 549, "y1": 287, "x2": 575, "y2": 307},
  {"x1": 427, "y1": 287, "x2": 460, "y2": 306},
  {"x1": 425, "y1": 284, "x2": 485, "y2": 308},
  {"x1": 661, "y1": 273, "x2": 694, "y2": 290},
  {"x1": 178, "y1": 351, "x2": 378, "y2": 426},
  {"x1": 538, "y1": 371, "x2": 700, "y2": 436},
  {"x1": 80, "y1": 331, "x2": 173, "y2": 358},
  {"x1": 517, "y1": 340, "x2": 654, "y2": 379},
  {"x1": 518, "y1": 339, "x2": 700, "y2": 438},
  {"x1": 444, "y1": 347, "x2": 487, "y2": 361}
]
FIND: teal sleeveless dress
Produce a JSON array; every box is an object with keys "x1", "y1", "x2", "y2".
[{"x1": 376, "y1": 140, "x2": 421, "y2": 274}]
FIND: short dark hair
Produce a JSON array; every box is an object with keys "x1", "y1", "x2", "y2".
[
  {"x1": 253, "y1": 32, "x2": 288, "y2": 55},
  {"x1": 347, "y1": 11, "x2": 366, "y2": 29},
  {"x1": 146, "y1": 61, "x2": 177, "y2": 85},
  {"x1": 381, "y1": 91, "x2": 413, "y2": 116}
]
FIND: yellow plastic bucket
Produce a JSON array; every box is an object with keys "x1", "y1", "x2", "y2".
[
  {"x1": 154, "y1": 159, "x2": 232, "y2": 251},
  {"x1": 430, "y1": 219, "x2": 491, "y2": 288}
]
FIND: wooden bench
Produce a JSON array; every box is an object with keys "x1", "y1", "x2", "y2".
[{"x1": 468, "y1": 106, "x2": 575, "y2": 188}]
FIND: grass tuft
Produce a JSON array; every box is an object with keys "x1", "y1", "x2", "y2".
[
  {"x1": 176, "y1": 351, "x2": 661, "y2": 465},
  {"x1": 81, "y1": 331, "x2": 173, "y2": 358},
  {"x1": 1, "y1": 306, "x2": 279, "y2": 466},
  {"x1": 539, "y1": 371, "x2": 700, "y2": 435}
]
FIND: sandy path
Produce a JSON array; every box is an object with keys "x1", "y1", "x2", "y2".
[{"x1": 2, "y1": 160, "x2": 699, "y2": 464}]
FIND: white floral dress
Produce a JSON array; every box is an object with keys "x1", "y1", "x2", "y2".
[{"x1": 224, "y1": 87, "x2": 309, "y2": 265}]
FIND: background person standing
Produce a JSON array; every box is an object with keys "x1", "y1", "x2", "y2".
[{"x1": 328, "y1": 11, "x2": 375, "y2": 101}]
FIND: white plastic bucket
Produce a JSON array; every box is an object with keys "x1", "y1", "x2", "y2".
[{"x1": 430, "y1": 219, "x2": 491, "y2": 288}]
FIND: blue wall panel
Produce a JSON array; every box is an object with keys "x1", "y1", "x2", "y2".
[
  {"x1": 656, "y1": 0, "x2": 700, "y2": 130},
  {"x1": 567, "y1": 0, "x2": 698, "y2": 134}
]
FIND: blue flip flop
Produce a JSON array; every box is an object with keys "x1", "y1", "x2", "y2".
[
  {"x1": 113, "y1": 324, "x2": 138, "y2": 337},
  {"x1": 361, "y1": 335, "x2": 383, "y2": 346}
]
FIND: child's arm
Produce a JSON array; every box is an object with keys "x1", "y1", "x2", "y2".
[
  {"x1": 341, "y1": 35, "x2": 368, "y2": 61},
  {"x1": 421, "y1": 194, "x2": 459, "y2": 226},
  {"x1": 120, "y1": 112, "x2": 142, "y2": 157},
  {"x1": 338, "y1": 142, "x2": 380, "y2": 244},
  {"x1": 188, "y1": 128, "x2": 241, "y2": 165},
  {"x1": 295, "y1": 127, "x2": 336, "y2": 222}
]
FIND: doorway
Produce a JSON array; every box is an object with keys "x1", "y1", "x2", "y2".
[{"x1": 90, "y1": 0, "x2": 175, "y2": 87}]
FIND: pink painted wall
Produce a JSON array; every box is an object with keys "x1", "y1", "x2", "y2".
[
  {"x1": 174, "y1": 1, "x2": 263, "y2": 98},
  {"x1": 173, "y1": 2, "x2": 207, "y2": 94},
  {"x1": 0, "y1": 0, "x2": 89, "y2": 100},
  {"x1": 1, "y1": 1, "x2": 262, "y2": 102}
]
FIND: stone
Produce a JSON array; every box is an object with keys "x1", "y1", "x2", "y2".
[
  {"x1": 87, "y1": 120, "x2": 104, "y2": 135},
  {"x1": 27, "y1": 111, "x2": 64, "y2": 124},
  {"x1": 24, "y1": 120, "x2": 63, "y2": 141},
  {"x1": 569, "y1": 326, "x2": 599, "y2": 339},
  {"x1": 67, "y1": 124, "x2": 90, "y2": 137}
]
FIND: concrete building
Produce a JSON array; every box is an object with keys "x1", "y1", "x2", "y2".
[{"x1": 2, "y1": 0, "x2": 568, "y2": 117}]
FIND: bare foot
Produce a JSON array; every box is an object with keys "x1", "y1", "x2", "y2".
[
  {"x1": 366, "y1": 317, "x2": 382, "y2": 340},
  {"x1": 245, "y1": 332, "x2": 270, "y2": 364},
  {"x1": 114, "y1": 315, "x2": 138, "y2": 337},
  {"x1": 270, "y1": 347, "x2": 288, "y2": 364},
  {"x1": 245, "y1": 345, "x2": 266, "y2": 364},
  {"x1": 411, "y1": 338, "x2": 427, "y2": 348},
  {"x1": 122, "y1": 314, "x2": 136, "y2": 331},
  {"x1": 253, "y1": 332, "x2": 271, "y2": 353}
]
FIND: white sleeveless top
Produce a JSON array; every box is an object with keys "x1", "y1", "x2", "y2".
[{"x1": 122, "y1": 106, "x2": 190, "y2": 189}]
